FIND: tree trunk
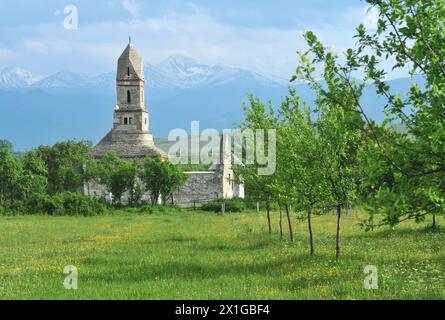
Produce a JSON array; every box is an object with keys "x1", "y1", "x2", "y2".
[
  {"x1": 432, "y1": 213, "x2": 437, "y2": 229},
  {"x1": 279, "y1": 205, "x2": 283, "y2": 240},
  {"x1": 221, "y1": 202, "x2": 225, "y2": 215},
  {"x1": 308, "y1": 207, "x2": 314, "y2": 255},
  {"x1": 266, "y1": 202, "x2": 272, "y2": 234},
  {"x1": 256, "y1": 201, "x2": 260, "y2": 213},
  {"x1": 285, "y1": 205, "x2": 294, "y2": 242},
  {"x1": 336, "y1": 205, "x2": 342, "y2": 259}
]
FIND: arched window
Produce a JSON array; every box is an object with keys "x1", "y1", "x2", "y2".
[{"x1": 127, "y1": 90, "x2": 131, "y2": 103}]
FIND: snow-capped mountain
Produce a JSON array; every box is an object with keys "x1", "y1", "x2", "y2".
[
  {"x1": 0, "y1": 67, "x2": 42, "y2": 88},
  {"x1": 31, "y1": 71, "x2": 90, "y2": 89},
  {"x1": 147, "y1": 54, "x2": 283, "y2": 89},
  {"x1": 0, "y1": 55, "x2": 285, "y2": 91}
]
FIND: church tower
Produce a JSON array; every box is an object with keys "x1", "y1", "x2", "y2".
[
  {"x1": 92, "y1": 39, "x2": 165, "y2": 161},
  {"x1": 114, "y1": 38, "x2": 148, "y2": 132}
]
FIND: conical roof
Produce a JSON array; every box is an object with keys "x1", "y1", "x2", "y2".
[{"x1": 117, "y1": 43, "x2": 144, "y2": 80}]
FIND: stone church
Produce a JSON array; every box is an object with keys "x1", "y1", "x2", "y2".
[{"x1": 88, "y1": 40, "x2": 244, "y2": 205}]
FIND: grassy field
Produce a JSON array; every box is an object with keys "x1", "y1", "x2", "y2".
[{"x1": 0, "y1": 208, "x2": 443, "y2": 300}]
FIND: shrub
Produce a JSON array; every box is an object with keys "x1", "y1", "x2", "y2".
[
  {"x1": 26, "y1": 193, "x2": 64, "y2": 215},
  {"x1": 59, "y1": 192, "x2": 106, "y2": 216},
  {"x1": 201, "y1": 198, "x2": 246, "y2": 213},
  {"x1": 22, "y1": 192, "x2": 106, "y2": 216}
]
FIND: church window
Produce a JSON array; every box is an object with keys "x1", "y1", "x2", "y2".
[
  {"x1": 127, "y1": 90, "x2": 131, "y2": 103},
  {"x1": 124, "y1": 117, "x2": 128, "y2": 125},
  {"x1": 127, "y1": 66, "x2": 130, "y2": 76},
  {"x1": 129, "y1": 117, "x2": 133, "y2": 125}
]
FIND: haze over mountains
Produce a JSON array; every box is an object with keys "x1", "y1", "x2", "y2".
[{"x1": 0, "y1": 55, "x2": 420, "y2": 151}]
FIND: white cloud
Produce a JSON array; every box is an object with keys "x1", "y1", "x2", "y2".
[
  {"x1": 121, "y1": 0, "x2": 139, "y2": 18},
  {"x1": 4, "y1": 6, "x2": 376, "y2": 79}
]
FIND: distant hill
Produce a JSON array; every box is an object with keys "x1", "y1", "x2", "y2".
[{"x1": 0, "y1": 55, "x2": 423, "y2": 151}]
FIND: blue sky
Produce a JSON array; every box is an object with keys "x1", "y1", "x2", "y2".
[{"x1": 0, "y1": 0, "x2": 384, "y2": 79}]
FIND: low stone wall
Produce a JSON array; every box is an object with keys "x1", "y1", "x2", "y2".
[
  {"x1": 173, "y1": 171, "x2": 223, "y2": 206},
  {"x1": 84, "y1": 169, "x2": 243, "y2": 206}
]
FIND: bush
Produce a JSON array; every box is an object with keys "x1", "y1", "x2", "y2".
[
  {"x1": 20, "y1": 192, "x2": 106, "y2": 216},
  {"x1": 201, "y1": 198, "x2": 246, "y2": 213},
  {"x1": 59, "y1": 192, "x2": 106, "y2": 216},
  {"x1": 22, "y1": 193, "x2": 62, "y2": 215}
]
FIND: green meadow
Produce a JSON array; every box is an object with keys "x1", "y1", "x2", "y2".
[{"x1": 0, "y1": 209, "x2": 443, "y2": 300}]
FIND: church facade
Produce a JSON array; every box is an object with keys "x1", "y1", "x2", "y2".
[{"x1": 88, "y1": 41, "x2": 244, "y2": 205}]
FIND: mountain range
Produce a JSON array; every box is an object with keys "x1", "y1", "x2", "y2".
[{"x1": 0, "y1": 55, "x2": 421, "y2": 151}]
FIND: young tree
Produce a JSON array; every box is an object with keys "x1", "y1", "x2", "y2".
[
  {"x1": 110, "y1": 161, "x2": 140, "y2": 205},
  {"x1": 159, "y1": 162, "x2": 187, "y2": 204},
  {"x1": 278, "y1": 89, "x2": 330, "y2": 253},
  {"x1": 97, "y1": 151, "x2": 141, "y2": 205},
  {"x1": 293, "y1": 33, "x2": 367, "y2": 258},
  {"x1": 294, "y1": 0, "x2": 445, "y2": 230},
  {"x1": 234, "y1": 95, "x2": 278, "y2": 235},
  {"x1": 142, "y1": 156, "x2": 165, "y2": 205},
  {"x1": 142, "y1": 156, "x2": 187, "y2": 206},
  {"x1": 354, "y1": 0, "x2": 445, "y2": 229}
]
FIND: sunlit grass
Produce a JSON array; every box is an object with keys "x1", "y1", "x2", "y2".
[{"x1": 0, "y1": 209, "x2": 443, "y2": 299}]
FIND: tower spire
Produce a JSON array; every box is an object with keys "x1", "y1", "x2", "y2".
[{"x1": 129, "y1": 36, "x2": 132, "y2": 45}]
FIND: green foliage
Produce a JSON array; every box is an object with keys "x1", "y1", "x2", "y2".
[
  {"x1": 58, "y1": 192, "x2": 107, "y2": 216},
  {"x1": 284, "y1": 0, "x2": 444, "y2": 231},
  {"x1": 354, "y1": 0, "x2": 445, "y2": 228},
  {"x1": 6, "y1": 192, "x2": 107, "y2": 216},
  {"x1": 142, "y1": 155, "x2": 187, "y2": 205},
  {"x1": 18, "y1": 150, "x2": 48, "y2": 201},
  {"x1": 110, "y1": 161, "x2": 140, "y2": 205},
  {"x1": 96, "y1": 151, "x2": 142, "y2": 206},
  {"x1": 0, "y1": 139, "x2": 13, "y2": 151},
  {"x1": 235, "y1": 95, "x2": 277, "y2": 192},
  {"x1": 0, "y1": 148, "x2": 22, "y2": 206},
  {"x1": 36, "y1": 140, "x2": 93, "y2": 194},
  {"x1": 276, "y1": 89, "x2": 330, "y2": 210},
  {"x1": 201, "y1": 198, "x2": 247, "y2": 213},
  {"x1": 0, "y1": 139, "x2": 188, "y2": 213}
]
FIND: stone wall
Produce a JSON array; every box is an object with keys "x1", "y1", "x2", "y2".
[
  {"x1": 173, "y1": 171, "x2": 223, "y2": 205},
  {"x1": 84, "y1": 167, "x2": 244, "y2": 206}
]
